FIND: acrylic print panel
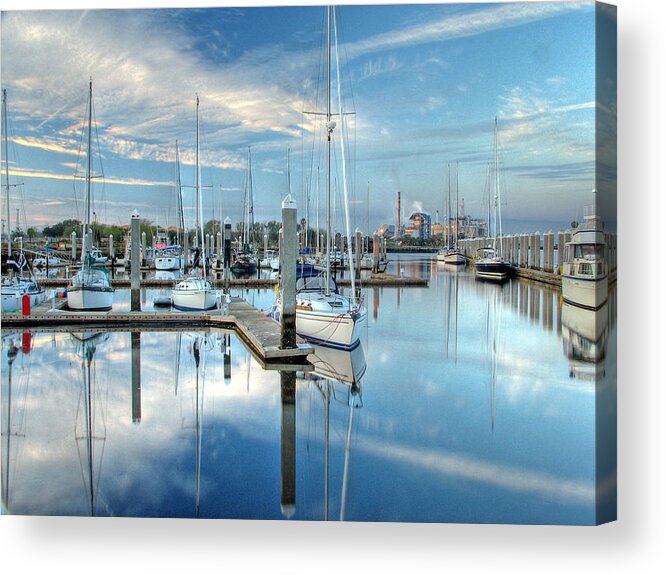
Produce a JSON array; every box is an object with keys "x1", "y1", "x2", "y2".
[{"x1": 0, "y1": 1, "x2": 616, "y2": 525}]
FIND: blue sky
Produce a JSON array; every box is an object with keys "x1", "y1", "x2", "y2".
[{"x1": 1, "y1": 1, "x2": 610, "y2": 235}]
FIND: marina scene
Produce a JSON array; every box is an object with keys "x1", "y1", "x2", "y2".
[{"x1": 1, "y1": 2, "x2": 616, "y2": 524}]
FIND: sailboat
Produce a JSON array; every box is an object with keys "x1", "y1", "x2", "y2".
[
  {"x1": 67, "y1": 81, "x2": 114, "y2": 311},
  {"x1": 273, "y1": 6, "x2": 366, "y2": 350},
  {"x1": 154, "y1": 142, "x2": 185, "y2": 271},
  {"x1": 230, "y1": 146, "x2": 258, "y2": 275},
  {"x1": 171, "y1": 96, "x2": 217, "y2": 312},
  {"x1": 474, "y1": 117, "x2": 510, "y2": 282},
  {"x1": 1, "y1": 89, "x2": 46, "y2": 312},
  {"x1": 437, "y1": 161, "x2": 466, "y2": 265}
]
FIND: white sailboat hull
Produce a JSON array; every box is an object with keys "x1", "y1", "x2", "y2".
[
  {"x1": 295, "y1": 292, "x2": 366, "y2": 350},
  {"x1": 67, "y1": 286, "x2": 114, "y2": 311},
  {"x1": 561, "y1": 275, "x2": 608, "y2": 310},
  {"x1": 172, "y1": 278, "x2": 217, "y2": 311},
  {"x1": 67, "y1": 269, "x2": 114, "y2": 311},
  {"x1": 1, "y1": 282, "x2": 47, "y2": 312},
  {"x1": 437, "y1": 251, "x2": 466, "y2": 265}
]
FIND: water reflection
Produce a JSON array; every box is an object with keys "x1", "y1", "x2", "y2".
[{"x1": 1, "y1": 253, "x2": 615, "y2": 524}]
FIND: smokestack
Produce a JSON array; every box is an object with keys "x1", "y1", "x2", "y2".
[{"x1": 396, "y1": 191, "x2": 401, "y2": 238}]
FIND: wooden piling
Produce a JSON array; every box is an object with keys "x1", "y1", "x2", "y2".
[
  {"x1": 280, "y1": 194, "x2": 297, "y2": 350},
  {"x1": 131, "y1": 212, "x2": 141, "y2": 311}
]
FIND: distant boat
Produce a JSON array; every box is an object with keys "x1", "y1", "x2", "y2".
[
  {"x1": 155, "y1": 143, "x2": 185, "y2": 271},
  {"x1": 171, "y1": 96, "x2": 217, "y2": 312},
  {"x1": 1, "y1": 89, "x2": 46, "y2": 312},
  {"x1": 67, "y1": 81, "x2": 114, "y2": 311},
  {"x1": 230, "y1": 147, "x2": 258, "y2": 275},
  {"x1": 474, "y1": 117, "x2": 510, "y2": 282},
  {"x1": 437, "y1": 161, "x2": 466, "y2": 265},
  {"x1": 561, "y1": 194, "x2": 608, "y2": 310}
]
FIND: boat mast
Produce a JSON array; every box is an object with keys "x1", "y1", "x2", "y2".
[
  {"x1": 175, "y1": 141, "x2": 185, "y2": 247},
  {"x1": 196, "y1": 95, "x2": 206, "y2": 280},
  {"x1": 455, "y1": 160, "x2": 459, "y2": 250},
  {"x1": 248, "y1": 145, "x2": 254, "y2": 250},
  {"x1": 83, "y1": 80, "x2": 93, "y2": 265},
  {"x1": 447, "y1": 163, "x2": 451, "y2": 249},
  {"x1": 2, "y1": 90, "x2": 11, "y2": 260},
  {"x1": 333, "y1": 7, "x2": 356, "y2": 301},
  {"x1": 325, "y1": 5, "x2": 332, "y2": 297}
]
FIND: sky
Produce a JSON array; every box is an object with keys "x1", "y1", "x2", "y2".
[{"x1": 0, "y1": 0, "x2": 613, "y2": 236}]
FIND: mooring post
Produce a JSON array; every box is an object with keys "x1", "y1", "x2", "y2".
[
  {"x1": 182, "y1": 227, "x2": 189, "y2": 272},
  {"x1": 354, "y1": 228, "x2": 362, "y2": 300},
  {"x1": 131, "y1": 210, "x2": 141, "y2": 311},
  {"x1": 280, "y1": 194, "x2": 297, "y2": 350},
  {"x1": 372, "y1": 233, "x2": 379, "y2": 274},
  {"x1": 71, "y1": 231, "x2": 77, "y2": 263},
  {"x1": 557, "y1": 231, "x2": 566, "y2": 273},
  {"x1": 131, "y1": 331, "x2": 142, "y2": 423},
  {"x1": 216, "y1": 232, "x2": 222, "y2": 270},
  {"x1": 109, "y1": 234, "x2": 115, "y2": 260},
  {"x1": 141, "y1": 231, "x2": 147, "y2": 267},
  {"x1": 223, "y1": 217, "x2": 231, "y2": 302},
  {"x1": 280, "y1": 369, "x2": 296, "y2": 519}
]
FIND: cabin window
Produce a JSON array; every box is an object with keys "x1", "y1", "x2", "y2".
[
  {"x1": 578, "y1": 262, "x2": 593, "y2": 275},
  {"x1": 574, "y1": 244, "x2": 603, "y2": 259}
]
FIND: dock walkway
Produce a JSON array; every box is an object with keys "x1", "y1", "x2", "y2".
[{"x1": 1, "y1": 297, "x2": 312, "y2": 369}]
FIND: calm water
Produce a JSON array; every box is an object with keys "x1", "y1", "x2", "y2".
[{"x1": 1, "y1": 254, "x2": 616, "y2": 524}]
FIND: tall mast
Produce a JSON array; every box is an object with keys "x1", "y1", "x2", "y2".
[
  {"x1": 455, "y1": 160, "x2": 459, "y2": 250},
  {"x1": 83, "y1": 80, "x2": 93, "y2": 264},
  {"x1": 248, "y1": 145, "x2": 254, "y2": 249},
  {"x1": 2, "y1": 89, "x2": 11, "y2": 259},
  {"x1": 196, "y1": 95, "x2": 206, "y2": 280},
  {"x1": 175, "y1": 140, "x2": 185, "y2": 246},
  {"x1": 493, "y1": 117, "x2": 498, "y2": 251},
  {"x1": 447, "y1": 162, "x2": 451, "y2": 248},
  {"x1": 325, "y1": 5, "x2": 332, "y2": 296}
]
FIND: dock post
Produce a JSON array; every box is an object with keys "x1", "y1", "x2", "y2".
[
  {"x1": 280, "y1": 194, "x2": 297, "y2": 350},
  {"x1": 182, "y1": 227, "x2": 189, "y2": 272},
  {"x1": 355, "y1": 228, "x2": 362, "y2": 299},
  {"x1": 280, "y1": 370, "x2": 296, "y2": 518},
  {"x1": 223, "y1": 217, "x2": 231, "y2": 301},
  {"x1": 557, "y1": 231, "x2": 566, "y2": 273},
  {"x1": 264, "y1": 233, "x2": 269, "y2": 264},
  {"x1": 216, "y1": 232, "x2": 222, "y2": 270},
  {"x1": 544, "y1": 232, "x2": 554, "y2": 273},
  {"x1": 131, "y1": 331, "x2": 142, "y2": 423},
  {"x1": 372, "y1": 233, "x2": 379, "y2": 273},
  {"x1": 519, "y1": 235, "x2": 528, "y2": 268},
  {"x1": 71, "y1": 231, "x2": 77, "y2": 263},
  {"x1": 141, "y1": 231, "x2": 147, "y2": 267},
  {"x1": 109, "y1": 234, "x2": 115, "y2": 259},
  {"x1": 131, "y1": 210, "x2": 141, "y2": 311}
]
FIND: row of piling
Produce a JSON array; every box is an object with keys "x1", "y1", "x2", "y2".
[{"x1": 458, "y1": 231, "x2": 618, "y2": 275}]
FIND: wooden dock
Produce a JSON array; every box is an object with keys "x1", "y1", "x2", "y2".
[
  {"x1": 1, "y1": 297, "x2": 313, "y2": 370},
  {"x1": 35, "y1": 274, "x2": 428, "y2": 289}
]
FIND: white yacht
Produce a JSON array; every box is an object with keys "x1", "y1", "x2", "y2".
[{"x1": 561, "y1": 200, "x2": 608, "y2": 310}]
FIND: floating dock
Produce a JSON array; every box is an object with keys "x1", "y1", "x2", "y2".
[{"x1": 2, "y1": 297, "x2": 313, "y2": 370}]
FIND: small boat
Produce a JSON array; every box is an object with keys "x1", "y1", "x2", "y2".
[
  {"x1": 230, "y1": 251, "x2": 258, "y2": 275},
  {"x1": 561, "y1": 196, "x2": 608, "y2": 310},
  {"x1": 67, "y1": 81, "x2": 114, "y2": 311},
  {"x1": 260, "y1": 249, "x2": 280, "y2": 271},
  {"x1": 155, "y1": 244, "x2": 183, "y2": 271},
  {"x1": 90, "y1": 247, "x2": 108, "y2": 265},
  {"x1": 474, "y1": 118, "x2": 510, "y2": 282},
  {"x1": 172, "y1": 96, "x2": 217, "y2": 312},
  {"x1": 1, "y1": 89, "x2": 47, "y2": 312},
  {"x1": 437, "y1": 161, "x2": 466, "y2": 265}
]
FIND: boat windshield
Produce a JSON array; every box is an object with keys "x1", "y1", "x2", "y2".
[
  {"x1": 574, "y1": 243, "x2": 604, "y2": 260},
  {"x1": 296, "y1": 273, "x2": 337, "y2": 293}
]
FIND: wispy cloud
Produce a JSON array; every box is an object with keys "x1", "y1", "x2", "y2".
[{"x1": 345, "y1": 2, "x2": 589, "y2": 60}]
